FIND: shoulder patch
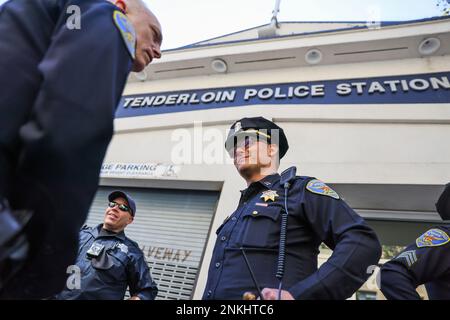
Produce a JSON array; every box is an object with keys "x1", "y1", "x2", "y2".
[
  {"x1": 416, "y1": 228, "x2": 450, "y2": 248},
  {"x1": 306, "y1": 179, "x2": 340, "y2": 199},
  {"x1": 113, "y1": 10, "x2": 136, "y2": 59}
]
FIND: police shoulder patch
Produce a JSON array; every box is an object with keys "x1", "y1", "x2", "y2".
[
  {"x1": 416, "y1": 228, "x2": 450, "y2": 248},
  {"x1": 113, "y1": 10, "x2": 136, "y2": 59},
  {"x1": 306, "y1": 179, "x2": 340, "y2": 199}
]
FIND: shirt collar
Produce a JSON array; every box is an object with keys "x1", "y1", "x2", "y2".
[
  {"x1": 257, "y1": 173, "x2": 281, "y2": 189},
  {"x1": 91, "y1": 224, "x2": 127, "y2": 241},
  {"x1": 240, "y1": 173, "x2": 281, "y2": 194}
]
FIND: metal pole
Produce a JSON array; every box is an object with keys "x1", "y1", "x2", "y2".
[{"x1": 271, "y1": 0, "x2": 281, "y2": 24}]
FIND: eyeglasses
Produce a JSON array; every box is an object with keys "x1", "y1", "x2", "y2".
[
  {"x1": 226, "y1": 136, "x2": 262, "y2": 157},
  {"x1": 108, "y1": 201, "x2": 131, "y2": 212}
]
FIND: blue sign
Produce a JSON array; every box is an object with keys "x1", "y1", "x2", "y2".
[{"x1": 116, "y1": 72, "x2": 450, "y2": 118}]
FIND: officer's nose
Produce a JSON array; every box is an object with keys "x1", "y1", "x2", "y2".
[
  {"x1": 234, "y1": 146, "x2": 246, "y2": 156},
  {"x1": 108, "y1": 207, "x2": 119, "y2": 214},
  {"x1": 152, "y1": 45, "x2": 161, "y2": 59},
  {"x1": 234, "y1": 147, "x2": 249, "y2": 162}
]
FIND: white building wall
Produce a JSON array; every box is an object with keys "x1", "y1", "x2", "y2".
[{"x1": 103, "y1": 52, "x2": 450, "y2": 298}]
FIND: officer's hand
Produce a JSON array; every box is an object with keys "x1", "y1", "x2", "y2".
[
  {"x1": 123, "y1": 0, "x2": 162, "y2": 72},
  {"x1": 127, "y1": 296, "x2": 141, "y2": 300},
  {"x1": 242, "y1": 292, "x2": 258, "y2": 300},
  {"x1": 260, "y1": 288, "x2": 295, "y2": 300}
]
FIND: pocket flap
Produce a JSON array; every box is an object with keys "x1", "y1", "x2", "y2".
[{"x1": 243, "y1": 205, "x2": 281, "y2": 221}]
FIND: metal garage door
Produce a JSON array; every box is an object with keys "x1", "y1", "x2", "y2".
[{"x1": 85, "y1": 186, "x2": 219, "y2": 300}]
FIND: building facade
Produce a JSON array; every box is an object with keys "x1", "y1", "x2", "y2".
[{"x1": 85, "y1": 17, "x2": 450, "y2": 299}]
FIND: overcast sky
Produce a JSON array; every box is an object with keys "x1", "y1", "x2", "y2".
[
  {"x1": 146, "y1": 0, "x2": 446, "y2": 49},
  {"x1": 0, "y1": 0, "x2": 446, "y2": 49}
]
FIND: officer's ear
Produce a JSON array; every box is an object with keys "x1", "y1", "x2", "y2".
[
  {"x1": 268, "y1": 144, "x2": 279, "y2": 157},
  {"x1": 127, "y1": 214, "x2": 134, "y2": 224},
  {"x1": 269, "y1": 144, "x2": 280, "y2": 168}
]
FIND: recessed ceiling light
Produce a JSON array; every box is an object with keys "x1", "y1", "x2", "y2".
[
  {"x1": 211, "y1": 59, "x2": 228, "y2": 73},
  {"x1": 418, "y1": 38, "x2": 441, "y2": 56},
  {"x1": 305, "y1": 49, "x2": 322, "y2": 65}
]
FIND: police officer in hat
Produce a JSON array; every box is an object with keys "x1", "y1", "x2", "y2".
[
  {"x1": 57, "y1": 191, "x2": 158, "y2": 300},
  {"x1": 0, "y1": 0, "x2": 161, "y2": 298},
  {"x1": 202, "y1": 116, "x2": 382, "y2": 300},
  {"x1": 380, "y1": 183, "x2": 450, "y2": 300}
]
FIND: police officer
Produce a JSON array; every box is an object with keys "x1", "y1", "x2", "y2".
[
  {"x1": 202, "y1": 117, "x2": 382, "y2": 300},
  {"x1": 0, "y1": 0, "x2": 161, "y2": 298},
  {"x1": 380, "y1": 183, "x2": 450, "y2": 300},
  {"x1": 57, "y1": 191, "x2": 158, "y2": 300}
]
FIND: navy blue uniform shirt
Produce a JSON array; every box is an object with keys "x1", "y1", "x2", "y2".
[
  {"x1": 0, "y1": 0, "x2": 133, "y2": 298},
  {"x1": 57, "y1": 224, "x2": 158, "y2": 300},
  {"x1": 202, "y1": 173, "x2": 381, "y2": 300},
  {"x1": 381, "y1": 225, "x2": 450, "y2": 300}
]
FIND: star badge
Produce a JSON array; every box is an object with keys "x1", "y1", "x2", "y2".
[
  {"x1": 117, "y1": 243, "x2": 129, "y2": 254},
  {"x1": 260, "y1": 190, "x2": 279, "y2": 202}
]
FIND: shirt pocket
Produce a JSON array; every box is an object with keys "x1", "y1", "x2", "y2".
[
  {"x1": 240, "y1": 205, "x2": 282, "y2": 248},
  {"x1": 96, "y1": 250, "x2": 129, "y2": 284}
]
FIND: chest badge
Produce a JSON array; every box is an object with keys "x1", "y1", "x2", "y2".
[
  {"x1": 260, "y1": 190, "x2": 279, "y2": 202},
  {"x1": 416, "y1": 228, "x2": 450, "y2": 248},
  {"x1": 86, "y1": 242, "x2": 105, "y2": 258},
  {"x1": 116, "y1": 243, "x2": 129, "y2": 254}
]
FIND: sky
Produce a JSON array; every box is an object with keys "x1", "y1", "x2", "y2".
[
  {"x1": 146, "y1": 0, "x2": 446, "y2": 49},
  {"x1": 0, "y1": 0, "x2": 447, "y2": 49}
]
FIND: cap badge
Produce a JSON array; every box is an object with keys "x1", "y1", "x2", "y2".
[{"x1": 234, "y1": 121, "x2": 242, "y2": 133}]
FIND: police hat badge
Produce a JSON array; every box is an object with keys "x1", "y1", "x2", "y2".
[{"x1": 234, "y1": 121, "x2": 242, "y2": 133}]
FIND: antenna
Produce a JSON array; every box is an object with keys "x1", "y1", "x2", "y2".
[
  {"x1": 258, "y1": 0, "x2": 282, "y2": 38},
  {"x1": 271, "y1": 0, "x2": 281, "y2": 27}
]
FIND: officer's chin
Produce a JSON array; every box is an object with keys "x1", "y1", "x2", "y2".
[
  {"x1": 103, "y1": 220, "x2": 116, "y2": 230},
  {"x1": 237, "y1": 163, "x2": 259, "y2": 176},
  {"x1": 104, "y1": 216, "x2": 118, "y2": 226},
  {"x1": 132, "y1": 58, "x2": 146, "y2": 72}
]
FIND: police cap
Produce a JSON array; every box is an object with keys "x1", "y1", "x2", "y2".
[
  {"x1": 224, "y1": 116, "x2": 289, "y2": 159},
  {"x1": 108, "y1": 190, "x2": 136, "y2": 217}
]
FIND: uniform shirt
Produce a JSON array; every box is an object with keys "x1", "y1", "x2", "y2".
[
  {"x1": 202, "y1": 173, "x2": 381, "y2": 300},
  {"x1": 380, "y1": 225, "x2": 450, "y2": 300},
  {"x1": 57, "y1": 224, "x2": 158, "y2": 300}
]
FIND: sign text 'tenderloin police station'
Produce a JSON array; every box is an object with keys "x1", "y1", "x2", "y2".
[{"x1": 117, "y1": 72, "x2": 450, "y2": 118}]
